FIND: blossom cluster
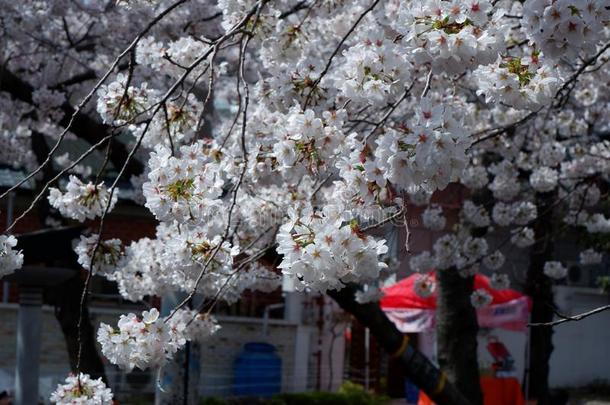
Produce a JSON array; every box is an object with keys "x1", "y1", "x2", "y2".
[
  {"x1": 522, "y1": 0, "x2": 609, "y2": 60},
  {"x1": 483, "y1": 251, "x2": 506, "y2": 271},
  {"x1": 167, "y1": 309, "x2": 221, "y2": 343},
  {"x1": 271, "y1": 108, "x2": 348, "y2": 176},
  {"x1": 470, "y1": 288, "x2": 493, "y2": 308},
  {"x1": 462, "y1": 200, "x2": 490, "y2": 228},
  {"x1": 566, "y1": 212, "x2": 610, "y2": 234},
  {"x1": 143, "y1": 141, "x2": 225, "y2": 225},
  {"x1": 414, "y1": 274, "x2": 436, "y2": 298},
  {"x1": 491, "y1": 201, "x2": 538, "y2": 227},
  {"x1": 0, "y1": 235, "x2": 23, "y2": 277},
  {"x1": 111, "y1": 237, "x2": 164, "y2": 302},
  {"x1": 396, "y1": 0, "x2": 504, "y2": 74},
  {"x1": 237, "y1": 263, "x2": 283, "y2": 294},
  {"x1": 133, "y1": 94, "x2": 204, "y2": 149},
  {"x1": 97, "y1": 308, "x2": 178, "y2": 371},
  {"x1": 543, "y1": 261, "x2": 568, "y2": 279},
  {"x1": 409, "y1": 232, "x2": 509, "y2": 278},
  {"x1": 96, "y1": 73, "x2": 157, "y2": 125},
  {"x1": 32, "y1": 87, "x2": 66, "y2": 122},
  {"x1": 422, "y1": 205, "x2": 446, "y2": 231},
  {"x1": 490, "y1": 272, "x2": 510, "y2": 289},
  {"x1": 373, "y1": 98, "x2": 471, "y2": 192},
  {"x1": 50, "y1": 373, "x2": 113, "y2": 405},
  {"x1": 97, "y1": 307, "x2": 219, "y2": 371},
  {"x1": 161, "y1": 229, "x2": 239, "y2": 296},
  {"x1": 74, "y1": 234, "x2": 123, "y2": 276},
  {"x1": 474, "y1": 54, "x2": 561, "y2": 109},
  {"x1": 530, "y1": 166, "x2": 559, "y2": 192},
  {"x1": 48, "y1": 176, "x2": 118, "y2": 222},
  {"x1": 0, "y1": 116, "x2": 36, "y2": 172},
  {"x1": 277, "y1": 206, "x2": 388, "y2": 293},
  {"x1": 137, "y1": 36, "x2": 210, "y2": 78},
  {"x1": 510, "y1": 227, "x2": 536, "y2": 248},
  {"x1": 579, "y1": 248, "x2": 602, "y2": 265},
  {"x1": 410, "y1": 251, "x2": 435, "y2": 273},
  {"x1": 487, "y1": 160, "x2": 521, "y2": 201},
  {"x1": 355, "y1": 285, "x2": 386, "y2": 304},
  {"x1": 336, "y1": 30, "x2": 411, "y2": 104}
]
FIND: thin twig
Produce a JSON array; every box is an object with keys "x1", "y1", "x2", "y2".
[
  {"x1": 363, "y1": 84, "x2": 413, "y2": 143},
  {"x1": 361, "y1": 207, "x2": 405, "y2": 232},
  {"x1": 303, "y1": 0, "x2": 381, "y2": 108},
  {"x1": 553, "y1": 42, "x2": 610, "y2": 109},
  {"x1": 529, "y1": 305, "x2": 610, "y2": 327},
  {"x1": 421, "y1": 68, "x2": 433, "y2": 98}
]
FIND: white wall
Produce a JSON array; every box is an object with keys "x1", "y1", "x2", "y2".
[{"x1": 548, "y1": 286, "x2": 610, "y2": 388}]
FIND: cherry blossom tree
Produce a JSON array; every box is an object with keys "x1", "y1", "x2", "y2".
[{"x1": 0, "y1": 0, "x2": 608, "y2": 404}]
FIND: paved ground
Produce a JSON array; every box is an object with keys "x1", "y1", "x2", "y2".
[{"x1": 387, "y1": 398, "x2": 610, "y2": 404}]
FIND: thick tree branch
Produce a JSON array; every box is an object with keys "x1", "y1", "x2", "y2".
[{"x1": 328, "y1": 284, "x2": 473, "y2": 405}]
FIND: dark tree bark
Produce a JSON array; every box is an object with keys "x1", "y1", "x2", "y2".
[
  {"x1": 436, "y1": 270, "x2": 483, "y2": 405},
  {"x1": 0, "y1": 66, "x2": 143, "y2": 177},
  {"x1": 30, "y1": 131, "x2": 61, "y2": 223},
  {"x1": 525, "y1": 192, "x2": 556, "y2": 404},
  {"x1": 52, "y1": 274, "x2": 108, "y2": 383},
  {"x1": 328, "y1": 285, "x2": 473, "y2": 405},
  {"x1": 434, "y1": 187, "x2": 491, "y2": 405}
]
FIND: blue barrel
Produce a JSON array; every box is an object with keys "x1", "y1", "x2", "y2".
[{"x1": 233, "y1": 342, "x2": 282, "y2": 397}]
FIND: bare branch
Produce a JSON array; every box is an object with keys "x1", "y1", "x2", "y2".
[
  {"x1": 553, "y1": 42, "x2": 610, "y2": 109},
  {"x1": 529, "y1": 305, "x2": 610, "y2": 327},
  {"x1": 303, "y1": 0, "x2": 381, "y2": 108},
  {"x1": 363, "y1": 84, "x2": 414, "y2": 143}
]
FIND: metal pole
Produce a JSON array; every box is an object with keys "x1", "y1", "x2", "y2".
[
  {"x1": 263, "y1": 303, "x2": 285, "y2": 336},
  {"x1": 3, "y1": 192, "x2": 15, "y2": 303},
  {"x1": 283, "y1": 292, "x2": 302, "y2": 323},
  {"x1": 155, "y1": 292, "x2": 201, "y2": 405},
  {"x1": 15, "y1": 287, "x2": 43, "y2": 405},
  {"x1": 183, "y1": 341, "x2": 190, "y2": 405},
  {"x1": 364, "y1": 327, "x2": 370, "y2": 391}
]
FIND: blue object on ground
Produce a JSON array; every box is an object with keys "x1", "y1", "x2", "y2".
[{"x1": 233, "y1": 342, "x2": 282, "y2": 397}]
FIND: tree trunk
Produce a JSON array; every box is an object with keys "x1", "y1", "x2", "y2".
[
  {"x1": 436, "y1": 270, "x2": 483, "y2": 405},
  {"x1": 52, "y1": 275, "x2": 108, "y2": 382},
  {"x1": 525, "y1": 193, "x2": 556, "y2": 404},
  {"x1": 327, "y1": 285, "x2": 472, "y2": 405},
  {"x1": 434, "y1": 187, "x2": 489, "y2": 405}
]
